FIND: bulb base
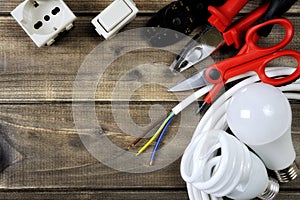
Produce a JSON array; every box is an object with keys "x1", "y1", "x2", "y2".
[
  {"x1": 258, "y1": 178, "x2": 279, "y2": 200},
  {"x1": 274, "y1": 161, "x2": 299, "y2": 183}
]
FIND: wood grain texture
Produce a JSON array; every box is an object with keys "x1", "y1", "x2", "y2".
[
  {"x1": 0, "y1": 0, "x2": 300, "y2": 199},
  {"x1": 0, "y1": 190, "x2": 192, "y2": 200},
  {"x1": 0, "y1": 190, "x2": 298, "y2": 200},
  {"x1": 1, "y1": 0, "x2": 300, "y2": 14},
  {"x1": 0, "y1": 103, "x2": 298, "y2": 190},
  {"x1": 0, "y1": 16, "x2": 300, "y2": 102}
]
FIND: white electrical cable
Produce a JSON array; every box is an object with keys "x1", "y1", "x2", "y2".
[
  {"x1": 180, "y1": 67, "x2": 300, "y2": 200},
  {"x1": 172, "y1": 67, "x2": 292, "y2": 115},
  {"x1": 172, "y1": 85, "x2": 213, "y2": 115},
  {"x1": 285, "y1": 93, "x2": 300, "y2": 99}
]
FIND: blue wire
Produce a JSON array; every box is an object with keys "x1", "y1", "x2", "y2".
[{"x1": 150, "y1": 116, "x2": 175, "y2": 164}]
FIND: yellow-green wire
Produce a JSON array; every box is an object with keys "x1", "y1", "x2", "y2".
[{"x1": 136, "y1": 112, "x2": 175, "y2": 155}]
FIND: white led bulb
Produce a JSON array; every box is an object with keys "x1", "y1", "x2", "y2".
[{"x1": 227, "y1": 83, "x2": 299, "y2": 182}]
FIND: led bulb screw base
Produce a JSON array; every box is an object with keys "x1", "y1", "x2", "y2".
[
  {"x1": 258, "y1": 178, "x2": 279, "y2": 200},
  {"x1": 274, "y1": 161, "x2": 299, "y2": 183}
]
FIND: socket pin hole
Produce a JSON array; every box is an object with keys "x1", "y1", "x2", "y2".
[
  {"x1": 33, "y1": 1, "x2": 39, "y2": 7},
  {"x1": 44, "y1": 15, "x2": 50, "y2": 21},
  {"x1": 34, "y1": 21, "x2": 43, "y2": 29},
  {"x1": 53, "y1": 27, "x2": 58, "y2": 31},
  {"x1": 52, "y1": 7, "x2": 60, "y2": 15}
]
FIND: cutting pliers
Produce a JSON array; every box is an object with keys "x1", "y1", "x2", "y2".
[{"x1": 170, "y1": 0, "x2": 298, "y2": 72}]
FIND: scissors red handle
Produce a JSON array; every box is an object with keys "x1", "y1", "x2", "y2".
[
  {"x1": 204, "y1": 18, "x2": 300, "y2": 104},
  {"x1": 226, "y1": 50, "x2": 300, "y2": 85},
  {"x1": 240, "y1": 18, "x2": 294, "y2": 55}
]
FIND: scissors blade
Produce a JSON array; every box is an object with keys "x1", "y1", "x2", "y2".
[
  {"x1": 170, "y1": 26, "x2": 225, "y2": 73},
  {"x1": 168, "y1": 69, "x2": 209, "y2": 92}
]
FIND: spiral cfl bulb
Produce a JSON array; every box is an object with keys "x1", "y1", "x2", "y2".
[
  {"x1": 227, "y1": 83, "x2": 299, "y2": 183},
  {"x1": 180, "y1": 130, "x2": 279, "y2": 200}
]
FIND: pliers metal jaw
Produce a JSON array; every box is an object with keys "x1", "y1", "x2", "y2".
[{"x1": 170, "y1": 26, "x2": 224, "y2": 72}]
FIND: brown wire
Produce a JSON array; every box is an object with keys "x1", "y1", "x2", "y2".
[{"x1": 127, "y1": 113, "x2": 168, "y2": 150}]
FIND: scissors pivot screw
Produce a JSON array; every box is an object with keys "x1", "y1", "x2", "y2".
[{"x1": 208, "y1": 69, "x2": 221, "y2": 80}]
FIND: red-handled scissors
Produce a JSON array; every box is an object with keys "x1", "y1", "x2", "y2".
[{"x1": 169, "y1": 18, "x2": 300, "y2": 109}]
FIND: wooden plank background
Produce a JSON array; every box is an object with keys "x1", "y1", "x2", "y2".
[{"x1": 0, "y1": 0, "x2": 299, "y2": 199}]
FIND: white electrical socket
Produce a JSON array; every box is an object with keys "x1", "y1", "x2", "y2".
[
  {"x1": 91, "y1": 0, "x2": 138, "y2": 39},
  {"x1": 11, "y1": 0, "x2": 77, "y2": 47}
]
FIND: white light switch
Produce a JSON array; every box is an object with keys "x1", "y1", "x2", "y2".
[
  {"x1": 98, "y1": 0, "x2": 132, "y2": 32},
  {"x1": 92, "y1": 0, "x2": 138, "y2": 39}
]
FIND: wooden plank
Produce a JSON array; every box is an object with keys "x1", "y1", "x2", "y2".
[
  {"x1": 0, "y1": 0, "x2": 299, "y2": 199},
  {"x1": 0, "y1": 190, "x2": 188, "y2": 200},
  {"x1": 0, "y1": 190, "x2": 190, "y2": 200},
  {"x1": 0, "y1": 103, "x2": 299, "y2": 189},
  {"x1": 1, "y1": 16, "x2": 300, "y2": 102},
  {"x1": 0, "y1": 103, "x2": 192, "y2": 188},
  {"x1": 1, "y1": 0, "x2": 172, "y2": 14},
  {"x1": 0, "y1": 190, "x2": 298, "y2": 200},
  {"x1": 1, "y1": 0, "x2": 300, "y2": 14}
]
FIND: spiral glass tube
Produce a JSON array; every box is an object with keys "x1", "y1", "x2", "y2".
[{"x1": 181, "y1": 130, "x2": 279, "y2": 200}]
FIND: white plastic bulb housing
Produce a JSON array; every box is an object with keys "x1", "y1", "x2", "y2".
[{"x1": 227, "y1": 83, "x2": 298, "y2": 182}]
